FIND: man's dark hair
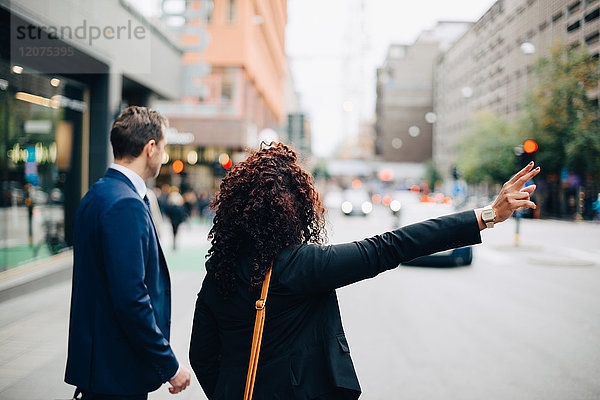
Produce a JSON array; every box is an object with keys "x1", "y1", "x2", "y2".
[{"x1": 110, "y1": 106, "x2": 168, "y2": 159}]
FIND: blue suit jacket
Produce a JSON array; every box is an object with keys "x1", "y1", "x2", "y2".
[{"x1": 65, "y1": 168, "x2": 178, "y2": 395}]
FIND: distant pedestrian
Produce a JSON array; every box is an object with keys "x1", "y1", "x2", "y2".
[
  {"x1": 197, "y1": 191, "x2": 210, "y2": 221},
  {"x1": 65, "y1": 106, "x2": 191, "y2": 399},
  {"x1": 166, "y1": 190, "x2": 187, "y2": 250},
  {"x1": 189, "y1": 143, "x2": 540, "y2": 399},
  {"x1": 157, "y1": 183, "x2": 170, "y2": 214},
  {"x1": 593, "y1": 193, "x2": 600, "y2": 223},
  {"x1": 146, "y1": 186, "x2": 164, "y2": 239},
  {"x1": 183, "y1": 190, "x2": 197, "y2": 218}
]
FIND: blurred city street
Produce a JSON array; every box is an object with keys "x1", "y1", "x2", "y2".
[
  {"x1": 1, "y1": 206, "x2": 599, "y2": 400},
  {"x1": 1, "y1": 1, "x2": 599, "y2": 398}
]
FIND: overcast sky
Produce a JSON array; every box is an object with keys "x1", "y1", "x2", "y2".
[{"x1": 285, "y1": 0, "x2": 497, "y2": 157}]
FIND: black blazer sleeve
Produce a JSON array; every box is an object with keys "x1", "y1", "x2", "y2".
[
  {"x1": 189, "y1": 283, "x2": 221, "y2": 397},
  {"x1": 276, "y1": 210, "x2": 482, "y2": 294}
]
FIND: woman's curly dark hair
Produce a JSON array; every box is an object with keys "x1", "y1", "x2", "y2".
[{"x1": 206, "y1": 142, "x2": 327, "y2": 297}]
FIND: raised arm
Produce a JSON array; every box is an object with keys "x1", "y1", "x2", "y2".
[
  {"x1": 275, "y1": 210, "x2": 481, "y2": 294},
  {"x1": 276, "y1": 163, "x2": 540, "y2": 294}
]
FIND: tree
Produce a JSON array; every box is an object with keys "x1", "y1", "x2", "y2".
[
  {"x1": 456, "y1": 110, "x2": 521, "y2": 185},
  {"x1": 519, "y1": 41, "x2": 600, "y2": 180},
  {"x1": 424, "y1": 159, "x2": 442, "y2": 191}
]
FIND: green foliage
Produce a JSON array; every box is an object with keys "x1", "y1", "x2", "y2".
[
  {"x1": 456, "y1": 111, "x2": 520, "y2": 184},
  {"x1": 424, "y1": 159, "x2": 442, "y2": 189},
  {"x1": 519, "y1": 41, "x2": 600, "y2": 179},
  {"x1": 312, "y1": 158, "x2": 329, "y2": 180}
]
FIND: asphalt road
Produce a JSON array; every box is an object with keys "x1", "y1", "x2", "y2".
[{"x1": 0, "y1": 207, "x2": 599, "y2": 400}]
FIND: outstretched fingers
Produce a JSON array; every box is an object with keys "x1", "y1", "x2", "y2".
[
  {"x1": 515, "y1": 199, "x2": 537, "y2": 209},
  {"x1": 507, "y1": 162, "x2": 535, "y2": 185},
  {"x1": 514, "y1": 166, "x2": 540, "y2": 188},
  {"x1": 512, "y1": 191, "x2": 531, "y2": 200},
  {"x1": 521, "y1": 184, "x2": 536, "y2": 194}
]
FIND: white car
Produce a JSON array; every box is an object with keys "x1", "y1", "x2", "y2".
[
  {"x1": 389, "y1": 190, "x2": 421, "y2": 215},
  {"x1": 341, "y1": 189, "x2": 373, "y2": 216}
]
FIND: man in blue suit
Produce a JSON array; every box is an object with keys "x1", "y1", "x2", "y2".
[{"x1": 65, "y1": 106, "x2": 191, "y2": 399}]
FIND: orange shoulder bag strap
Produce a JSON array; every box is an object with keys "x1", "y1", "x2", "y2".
[{"x1": 243, "y1": 261, "x2": 274, "y2": 400}]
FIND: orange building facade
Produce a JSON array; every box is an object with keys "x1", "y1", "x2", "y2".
[
  {"x1": 156, "y1": 0, "x2": 286, "y2": 145},
  {"x1": 153, "y1": 0, "x2": 288, "y2": 190}
]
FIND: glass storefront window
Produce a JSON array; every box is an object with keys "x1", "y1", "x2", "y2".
[{"x1": 0, "y1": 60, "x2": 86, "y2": 271}]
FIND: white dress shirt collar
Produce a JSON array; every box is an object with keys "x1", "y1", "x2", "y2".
[{"x1": 109, "y1": 163, "x2": 147, "y2": 199}]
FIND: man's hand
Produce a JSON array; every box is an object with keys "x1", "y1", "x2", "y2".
[
  {"x1": 475, "y1": 162, "x2": 540, "y2": 230},
  {"x1": 168, "y1": 366, "x2": 191, "y2": 394}
]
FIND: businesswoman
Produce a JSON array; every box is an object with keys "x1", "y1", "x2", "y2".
[{"x1": 190, "y1": 143, "x2": 539, "y2": 399}]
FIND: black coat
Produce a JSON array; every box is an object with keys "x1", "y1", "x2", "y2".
[
  {"x1": 190, "y1": 210, "x2": 481, "y2": 399},
  {"x1": 166, "y1": 204, "x2": 188, "y2": 227}
]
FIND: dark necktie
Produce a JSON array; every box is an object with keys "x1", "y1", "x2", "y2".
[
  {"x1": 143, "y1": 195, "x2": 167, "y2": 266},
  {"x1": 143, "y1": 195, "x2": 151, "y2": 211}
]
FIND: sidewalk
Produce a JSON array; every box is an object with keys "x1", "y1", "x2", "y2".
[
  {"x1": 0, "y1": 218, "x2": 212, "y2": 400},
  {"x1": 0, "y1": 251, "x2": 72, "y2": 303},
  {"x1": 158, "y1": 217, "x2": 211, "y2": 271}
]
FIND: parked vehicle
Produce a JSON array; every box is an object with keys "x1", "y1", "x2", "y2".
[
  {"x1": 341, "y1": 189, "x2": 373, "y2": 216},
  {"x1": 396, "y1": 202, "x2": 473, "y2": 266},
  {"x1": 388, "y1": 190, "x2": 421, "y2": 216}
]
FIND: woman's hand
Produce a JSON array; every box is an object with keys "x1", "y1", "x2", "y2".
[{"x1": 475, "y1": 162, "x2": 540, "y2": 230}]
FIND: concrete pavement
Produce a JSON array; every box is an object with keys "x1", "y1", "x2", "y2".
[{"x1": 0, "y1": 218, "x2": 211, "y2": 400}]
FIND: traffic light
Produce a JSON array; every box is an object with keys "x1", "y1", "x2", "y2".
[
  {"x1": 451, "y1": 166, "x2": 459, "y2": 180},
  {"x1": 523, "y1": 140, "x2": 538, "y2": 154},
  {"x1": 219, "y1": 153, "x2": 233, "y2": 169},
  {"x1": 172, "y1": 159, "x2": 184, "y2": 174},
  {"x1": 517, "y1": 139, "x2": 538, "y2": 168}
]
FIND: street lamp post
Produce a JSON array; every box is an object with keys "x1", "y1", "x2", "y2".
[{"x1": 513, "y1": 145, "x2": 525, "y2": 246}]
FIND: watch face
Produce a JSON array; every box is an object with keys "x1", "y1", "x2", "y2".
[{"x1": 482, "y1": 210, "x2": 494, "y2": 221}]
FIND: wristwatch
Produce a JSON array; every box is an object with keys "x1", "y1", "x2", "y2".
[{"x1": 482, "y1": 206, "x2": 496, "y2": 228}]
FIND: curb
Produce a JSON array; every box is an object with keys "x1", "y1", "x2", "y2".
[
  {"x1": 489, "y1": 242, "x2": 596, "y2": 267},
  {"x1": 0, "y1": 250, "x2": 73, "y2": 303},
  {"x1": 527, "y1": 256, "x2": 596, "y2": 267},
  {"x1": 491, "y1": 243, "x2": 544, "y2": 251}
]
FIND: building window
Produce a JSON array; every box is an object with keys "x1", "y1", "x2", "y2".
[
  {"x1": 553, "y1": 11, "x2": 564, "y2": 22},
  {"x1": 226, "y1": 0, "x2": 236, "y2": 24},
  {"x1": 539, "y1": 20, "x2": 549, "y2": 31},
  {"x1": 585, "y1": 30, "x2": 600, "y2": 44},
  {"x1": 220, "y1": 67, "x2": 237, "y2": 104},
  {"x1": 584, "y1": 8, "x2": 599, "y2": 22},
  {"x1": 1, "y1": 61, "x2": 86, "y2": 270},
  {"x1": 567, "y1": 20, "x2": 581, "y2": 31},
  {"x1": 568, "y1": 1, "x2": 582, "y2": 15},
  {"x1": 221, "y1": 82, "x2": 233, "y2": 103},
  {"x1": 205, "y1": 3, "x2": 214, "y2": 23}
]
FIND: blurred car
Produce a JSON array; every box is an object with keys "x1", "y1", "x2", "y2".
[
  {"x1": 341, "y1": 189, "x2": 372, "y2": 216},
  {"x1": 396, "y1": 202, "x2": 473, "y2": 266},
  {"x1": 388, "y1": 190, "x2": 421, "y2": 216}
]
